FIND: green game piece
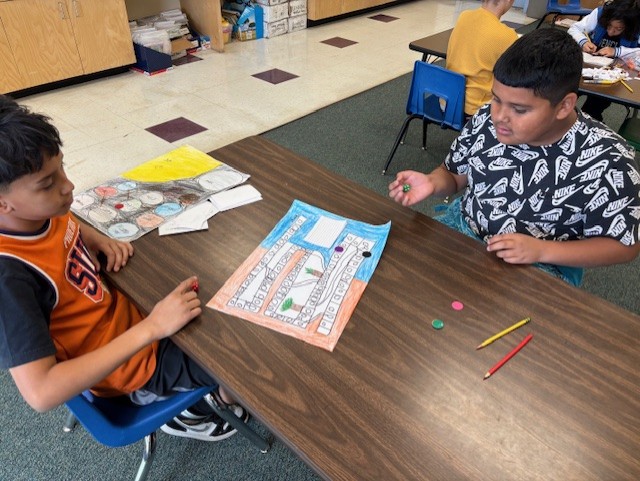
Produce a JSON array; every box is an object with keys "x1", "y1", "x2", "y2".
[
  {"x1": 432, "y1": 319, "x2": 444, "y2": 330},
  {"x1": 403, "y1": 183, "x2": 411, "y2": 193}
]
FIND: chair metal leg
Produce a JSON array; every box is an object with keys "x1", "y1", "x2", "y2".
[
  {"x1": 207, "y1": 397, "x2": 271, "y2": 453},
  {"x1": 535, "y1": 13, "x2": 550, "y2": 29},
  {"x1": 422, "y1": 120, "x2": 428, "y2": 150},
  {"x1": 382, "y1": 114, "x2": 419, "y2": 175},
  {"x1": 134, "y1": 432, "x2": 157, "y2": 481},
  {"x1": 63, "y1": 411, "x2": 77, "y2": 433}
]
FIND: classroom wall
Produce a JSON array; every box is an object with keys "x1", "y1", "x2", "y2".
[{"x1": 125, "y1": 0, "x2": 181, "y2": 20}]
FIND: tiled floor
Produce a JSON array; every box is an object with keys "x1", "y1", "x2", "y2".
[{"x1": 17, "y1": 0, "x2": 533, "y2": 192}]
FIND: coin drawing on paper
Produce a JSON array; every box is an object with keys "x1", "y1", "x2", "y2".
[
  {"x1": 70, "y1": 146, "x2": 249, "y2": 242},
  {"x1": 208, "y1": 200, "x2": 390, "y2": 351}
]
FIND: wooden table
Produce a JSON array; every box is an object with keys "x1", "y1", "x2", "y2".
[
  {"x1": 108, "y1": 136, "x2": 640, "y2": 481},
  {"x1": 409, "y1": 28, "x2": 640, "y2": 109}
]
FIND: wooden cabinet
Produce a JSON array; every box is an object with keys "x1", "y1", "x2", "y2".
[
  {"x1": 0, "y1": 0, "x2": 135, "y2": 94},
  {"x1": 0, "y1": 15, "x2": 24, "y2": 92},
  {"x1": 180, "y1": 0, "x2": 224, "y2": 53},
  {"x1": 308, "y1": 0, "x2": 411, "y2": 21}
]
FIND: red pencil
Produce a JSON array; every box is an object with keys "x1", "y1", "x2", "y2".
[{"x1": 483, "y1": 333, "x2": 533, "y2": 380}]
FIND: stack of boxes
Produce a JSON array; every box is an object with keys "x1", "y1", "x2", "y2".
[{"x1": 255, "y1": 0, "x2": 308, "y2": 39}]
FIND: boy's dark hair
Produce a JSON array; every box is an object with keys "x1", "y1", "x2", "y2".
[
  {"x1": 599, "y1": 0, "x2": 640, "y2": 41},
  {"x1": 0, "y1": 95, "x2": 62, "y2": 189},
  {"x1": 493, "y1": 29, "x2": 582, "y2": 106}
]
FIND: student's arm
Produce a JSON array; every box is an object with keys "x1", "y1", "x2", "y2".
[
  {"x1": 388, "y1": 163, "x2": 467, "y2": 207},
  {"x1": 616, "y1": 46, "x2": 640, "y2": 59},
  {"x1": 9, "y1": 277, "x2": 201, "y2": 412},
  {"x1": 79, "y1": 221, "x2": 133, "y2": 273},
  {"x1": 486, "y1": 234, "x2": 640, "y2": 267},
  {"x1": 567, "y1": 9, "x2": 599, "y2": 53}
]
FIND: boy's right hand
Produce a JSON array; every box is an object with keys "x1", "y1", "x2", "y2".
[
  {"x1": 388, "y1": 171, "x2": 434, "y2": 206},
  {"x1": 145, "y1": 276, "x2": 202, "y2": 340}
]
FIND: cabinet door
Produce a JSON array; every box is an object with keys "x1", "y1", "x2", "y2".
[
  {"x1": 0, "y1": 16, "x2": 25, "y2": 93},
  {"x1": 343, "y1": 1, "x2": 392, "y2": 15},
  {"x1": 66, "y1": 0, "x2": 135, "y2": 74},
  {"x1": 0, "y1": 0, "x2": 83, "y2": 88},
  {"x1": 308, "y1": 0, "x2": 343, "y2": 20}
]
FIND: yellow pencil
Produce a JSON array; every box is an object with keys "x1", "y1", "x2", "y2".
[
  {"x1": 620, "y1": 79, "x2": 634, "y2": 93},
  {"x1": 585, "y1": 32, "x2": 592, "y2": 44},
  {"x1": 476, "y1": 317, "x2": 531, "y2": 350}
]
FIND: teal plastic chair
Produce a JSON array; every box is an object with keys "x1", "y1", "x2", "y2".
[
  {"x1": 382, "y1": 60, "x2": 465, "y2": 174},
  {"x1": 63, "y1": 387, "x2": 270, "y2": 481},
  {"x1": 535, "y1": 0, "x2": 592, "y2": 29}
]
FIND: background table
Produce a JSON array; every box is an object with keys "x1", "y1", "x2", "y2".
[
  {"x1": 409, "y1": 28, "x2": 640, "y2": 109},
  {"x1": 108, "y1": 136, "x2": 640, "y2": 481}
]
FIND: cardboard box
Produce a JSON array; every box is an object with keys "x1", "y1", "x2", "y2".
[
  {"x1": 289, "y1": 0, "x2": 307, "y2": 17},
  {"x1": 254, "y1": 0, "x2": 288, "y2": 5},
  {"x1": 288, "y1": 14, "x2": 307, "y2": 33},
  {"x1": 263, "y1": 18, "x2": 288, "y2": 38},
  {"x1": 132, "y1": 42, "x2": 173, "y2": 75},
  {"x1": 262, "y1": 3, "x2": 289, "y2": 22}
]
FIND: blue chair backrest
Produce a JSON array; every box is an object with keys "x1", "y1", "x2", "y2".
[
  {"x1": 406, "y1": 60, "x2": 466, "y2": 131},
  {"x1": 547, "y1": 0, "x2": 591, "y2": 12}
]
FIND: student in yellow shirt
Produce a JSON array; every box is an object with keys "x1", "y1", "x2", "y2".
[{"x1": 446, "y1": 0, "x2": 518, "y2": 117}]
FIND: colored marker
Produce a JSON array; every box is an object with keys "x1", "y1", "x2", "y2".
[
  {"x1": 476, "y1": 317, "x2": 531, "y2": 350},
  {"x1": 483, "y1": 333, "x2": 533, "y2": 380}
]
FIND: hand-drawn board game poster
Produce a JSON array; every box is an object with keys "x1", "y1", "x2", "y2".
[
  {"x1": 208, "y1": 200, "x2": 391, "y2": 351},
  {"x1": 70, "y1": 145, "x2": 249, "y2": 242}
]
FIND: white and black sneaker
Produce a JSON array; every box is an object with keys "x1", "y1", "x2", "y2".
[{"x1": 161, "y1": 405, "x2": 249, "y2": 442}]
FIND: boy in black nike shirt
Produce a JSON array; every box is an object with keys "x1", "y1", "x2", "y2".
[{"x1": 388, "y1": 28, "x2": 640, "y2": 286}]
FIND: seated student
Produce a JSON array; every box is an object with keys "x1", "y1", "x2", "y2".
[
  {"x1": 389, "y1": 28, "x2": 640, "y2": 287},
  {"x1": 568, "y1": 0, "x2": 640, "y2": 121},
  {"x1": 0, "y1": 95, "x2": 247, "y2": 442},
  {"x1": 446, "y1": 0, "x2": 518, "y2": 117}
]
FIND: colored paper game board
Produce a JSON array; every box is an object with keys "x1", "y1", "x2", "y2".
[
  {"x1": 208, "y1": 200, "x2": 391, "y2": 351},
  {"x1": 71, "y1": 146, "x2": 249, "y2": 241}
]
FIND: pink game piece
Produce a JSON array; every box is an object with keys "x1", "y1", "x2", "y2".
[{"x1": 451, "y1": 300, "x2": 464, "y2": 311}]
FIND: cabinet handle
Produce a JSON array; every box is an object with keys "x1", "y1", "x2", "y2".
[
  {"x1": 72, "y1": 0, "x2": 82, "y2": 17},
  {"x1": 58, "y1": 1, "x2": 66, "y2": 19}
]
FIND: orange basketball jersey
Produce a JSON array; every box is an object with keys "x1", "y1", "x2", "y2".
[{"x1": 0, "y1": 212, "x2": 156, "y2": 397}]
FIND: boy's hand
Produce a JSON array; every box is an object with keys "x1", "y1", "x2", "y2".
[
  {"x1": 80, "y1": 224, "x2": 133, "y2": 272},
  {"x1": 582, "y1": 41, "x2": 597, "y2": 54},
  {"x1": 486, "y1": 233, "x2": 544, "y2": 264},
  {"x1": 388, "y1": 171, "x2": 434, "y2": 206},
  {"x1": 145, "y1": 277, "x2": 202, "y2": 340}
]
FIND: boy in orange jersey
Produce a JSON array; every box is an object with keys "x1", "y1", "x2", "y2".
[{"x1": 0, "y1": 95, "x2": 246, "y2": 441}]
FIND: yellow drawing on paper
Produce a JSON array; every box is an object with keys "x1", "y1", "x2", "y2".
[{"x1": 122, "y1": 145, "x2": 222, "y2": 183}]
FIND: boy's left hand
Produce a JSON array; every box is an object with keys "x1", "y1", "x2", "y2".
[
  {"x1": 486, "y1": 233, "x2": 543, "y2": 264},
  {"x1": 82, "y1": 228, "x2": 134, "y2": 272}
]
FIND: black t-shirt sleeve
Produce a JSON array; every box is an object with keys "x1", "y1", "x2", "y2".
[{"x1": 0, "y1": 258, "x2": 57, "y2": 369}]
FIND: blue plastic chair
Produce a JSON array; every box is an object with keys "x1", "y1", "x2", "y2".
[
  {"x1": 63, "y1": 386, "x2": 270, "y2": 481},
  {"x1": 382, "y1": 60, "x2": 466, "y2": 174},
  {"x1": 535, "y1": 0, "x2": 593, "y2": 29}
]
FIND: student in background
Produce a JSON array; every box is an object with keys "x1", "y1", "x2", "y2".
[
  {"x1": 446, "y1": 0, "x2": 518, "y2": 117},
  {"x1": 0, "y1": 95, "x2": 248, "y2": 442},
  {"x1": 568, "y1": 0, "x2": 640, "y2": 121},
  {"x1": 389, "y1": 29, "x2": 640, "y2": 287}
]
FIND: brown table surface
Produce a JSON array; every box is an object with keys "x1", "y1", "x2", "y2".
[
  {"x1": 108, "y1": 136, "x2": 640, "y2": 481},
  {"x1": 409, "y1": 28, "x2": 640, "y2": 109}
]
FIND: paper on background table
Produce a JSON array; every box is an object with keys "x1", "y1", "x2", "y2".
[{"x1": 582, "y1": 52, "x2": 614, "y2": 68}]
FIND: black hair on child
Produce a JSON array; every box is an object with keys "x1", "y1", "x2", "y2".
[
  {"x1": 493, "y1": 28, "x2": 582, "y2": 106},
  {"x1": 599, "y1": 0, "x2": 640, "y2": 41},
  {"x1": 0, "y1": 95, "x2": 62, "y2": 188}
]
